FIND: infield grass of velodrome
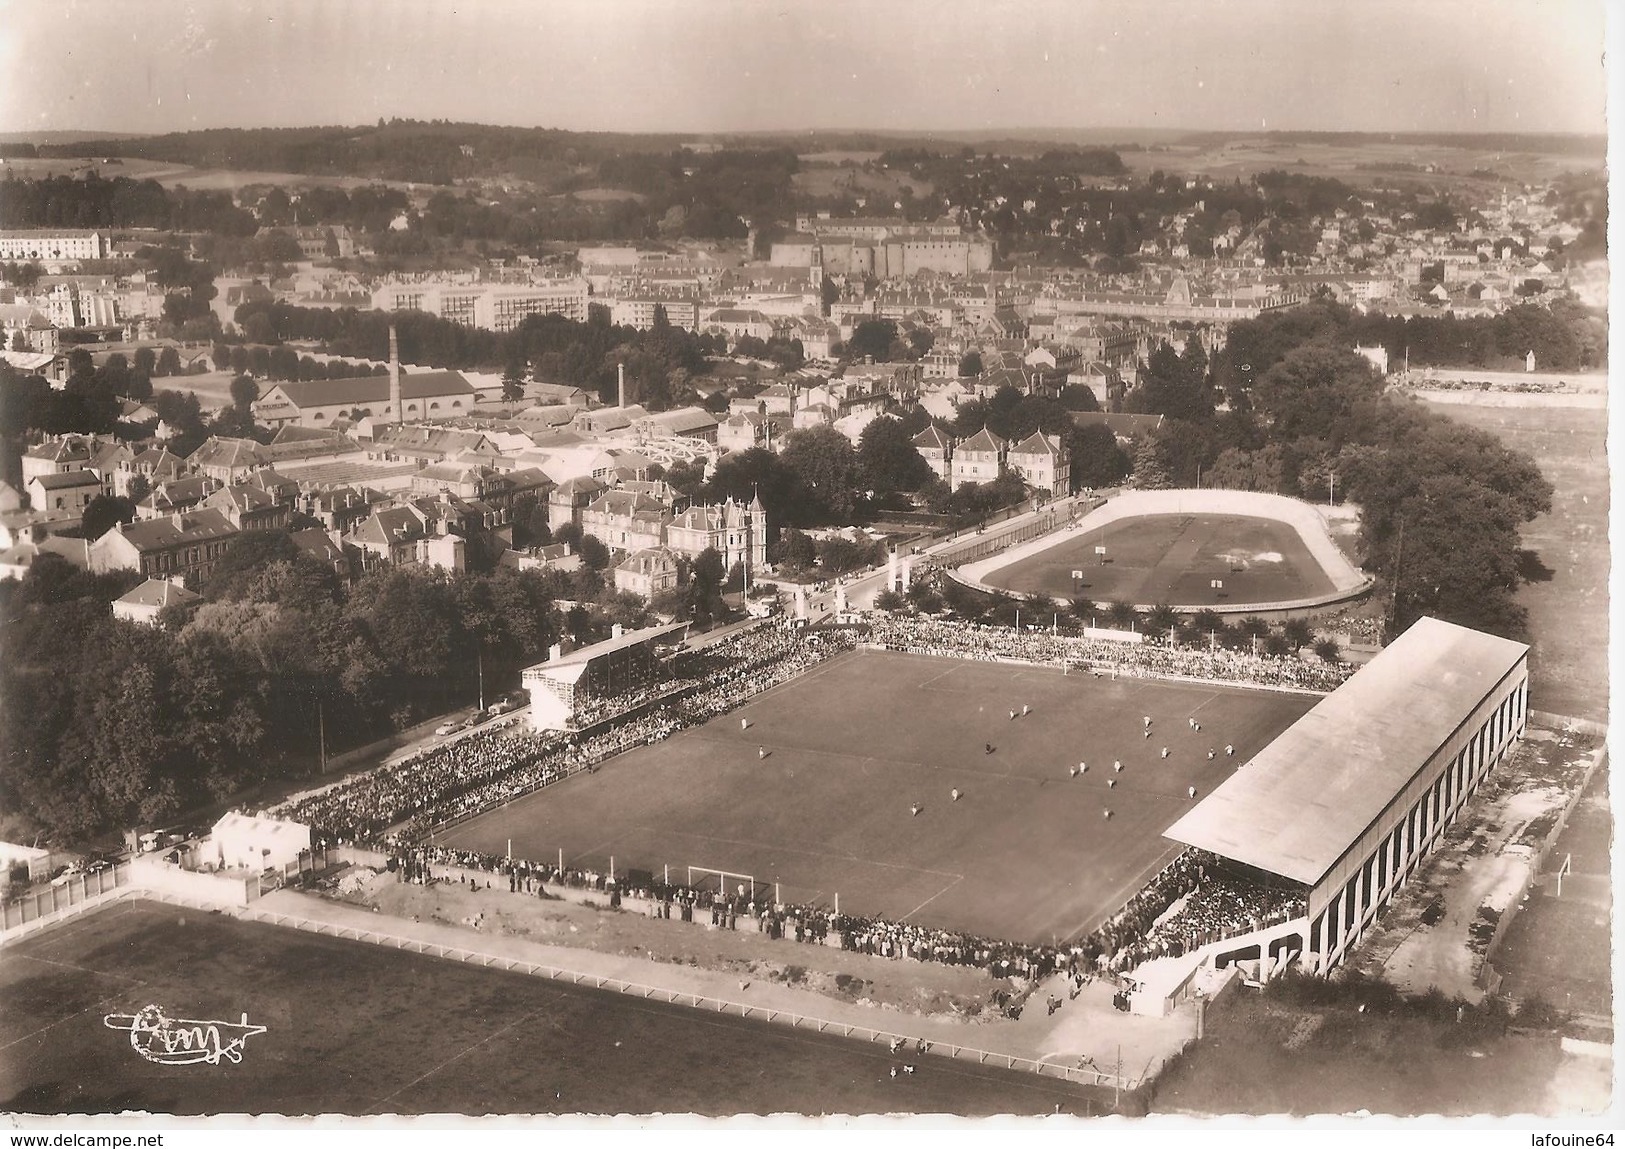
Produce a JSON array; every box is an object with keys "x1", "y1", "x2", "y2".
[
  {"x1": 981, "y1": 513, "x2": 1335, "y2": 607},
  {"x1": 439, "y1": 649, "x2": 1317, "y2": 945},
  {"x1": 0, "y1": 900, "x2": 1105, "y2": 1116}
]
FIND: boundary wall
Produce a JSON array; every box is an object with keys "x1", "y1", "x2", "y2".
[{"x1": 961, "y1": 489, "x2": 1374, "y2": 614}]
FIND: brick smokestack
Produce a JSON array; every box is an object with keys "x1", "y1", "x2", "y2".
[
  {"x1": 618, "y1": 362, "x2": 626, "y2": 409},
  {"x1": 389, "y1": 323, "x2": 402, "y2": 423}
]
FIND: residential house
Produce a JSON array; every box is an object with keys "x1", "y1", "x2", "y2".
[
  {"x1": 89, "y1": 509, "x2": 240, "y2": 585},
  {"x1": 136, "y1": 475, "x2": 221, "y2": 520},
  {"x1": 547, "y1": 475, "x2": 608, "y2": 533},
  {"x1": 580, "y1": 489, "x2": 670, "y2": 557},
  {"x1": 20, "y1": 434, "x2": 101, "y2": 488},
  {"x1": 289, "y1": 527, "x2": 355, "y2": 583},
  {"x1": 499, "y1": 541, "x2": 582, "y2": 575},
  {"x1": 717, "y1": 410, "x2": 788, "y2": 454},
  {"x1": 1007, "y1": 431, "x2": 1071, "y2": 499},
  {"x1": 614, "y1": 546, "x2": 681, "y2": 600},
  {"x1": 664, "y1": 496, "x2": 766, "y2": 572},
  {"x1": 189, "y1": 437, "x2": 272, "y2": 485},
  {"x1": 912, "y1": 424, "x2": 954, "y2": 484},
  {"x1": 112, "y1": 578, "x2": 202, "y2": 626},
  {"x1": 0, "y1": 535, "x2": 91, "y2": 580},
  {"x1": 951, "y1": 427, "x2": 1006, "y2": 489},
  {"x1": 26, "y1": 470, "x2": 102, "y2": 516},
  {"x1": 702, "y1": 308, "x2": 775, "y2": 345},
  {"x1": 202, "y1": 483, "x2": 293, "y2": 532}
]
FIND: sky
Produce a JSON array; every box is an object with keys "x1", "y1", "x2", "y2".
[{"x1": 0, "y1": 0, "x2": 1609, "y2": 137}]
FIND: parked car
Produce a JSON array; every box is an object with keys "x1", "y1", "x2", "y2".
[
  {"x1": 434, "y1": 720, "x2": 465, "y2": 737},
  {"x1": 487, "y1": 699, "x2": 515, "y2": 716}
]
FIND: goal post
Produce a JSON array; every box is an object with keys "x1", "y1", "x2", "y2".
[{"x1": 688, "y1": 865, "x2": 757, "y2": 903}]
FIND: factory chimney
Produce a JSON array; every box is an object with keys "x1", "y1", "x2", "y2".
[
  {"x1": 617, "y1": 362, "x2": 626, "y2": 410},
  {"x1": 388, "y1": 323, "x2": 402, "y2": 423}
]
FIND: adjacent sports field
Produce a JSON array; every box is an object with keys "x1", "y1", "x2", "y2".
[
  {"x1": 0, "y1": 901, "x2": 1094, "y2": 1116},
  {"x1": 981, "y1": 513, "x2": 1335, "y2": 608},
  {"x1": 441, "y1": 649, "x2": 1317, "y2": 944}
]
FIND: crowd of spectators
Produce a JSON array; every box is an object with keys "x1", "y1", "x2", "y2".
[
  {"x1": 865, "y1": 615, "x2": 1353, "y2": 692},
  {"x1": 271, "y1": 721, "x2": 561, "y2": 843}
]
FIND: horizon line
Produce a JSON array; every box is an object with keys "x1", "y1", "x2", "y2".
[{"x1": 0, "y1": 122, "x2": 1608, "y2": 143}]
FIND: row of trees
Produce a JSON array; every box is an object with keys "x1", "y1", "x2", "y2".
[
  {"x1": 231, "y1": 301, "x2": 719, "y2": 410},
  {"x1": 0, "y1": 532, "x2": 656, "y2": 841},
  {"x1": 876, "y1": 575, "x2": 1342, "y2": 662},
  {"x1": 0, "y1": 172, "x2": 256, "y2": 234}
]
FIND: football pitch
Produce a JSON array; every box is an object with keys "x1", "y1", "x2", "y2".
[
  {"x1": 0, "y1": 901, "x2": 1096, "y2": 1116},
  {"x1": 982, "y1": 513, "x2": 1334, "y2": 607},
  {"x1": 441, "y1": 650, "x2": 1317, "y2": 944}
]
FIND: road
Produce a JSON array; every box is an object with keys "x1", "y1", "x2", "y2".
[{"x1": 786, "y1": 494, "x2": 1091, "y2": 621}]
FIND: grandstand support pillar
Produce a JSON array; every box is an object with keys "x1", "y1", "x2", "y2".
[{"x1": 901, "y1": 557, "x2": 913, "y2": 591}]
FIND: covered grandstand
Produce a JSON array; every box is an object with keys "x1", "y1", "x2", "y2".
[
  {"x1": 522, "y1": 621, "x2": 689, "y2": 731},
  {"x1": 1161, "y1": 616, "x2": 1530, "y2": 979}
]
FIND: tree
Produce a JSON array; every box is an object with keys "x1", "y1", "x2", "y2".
[
  {"x1": 847, "y1": 320, "x2": 898, "y2": 362},
  {"x1": 1129, "y1": 435, "x2": 1171, "y2": 489},
  {"x1": 229, "y1": 373, "x2": 260, "y2": 411},
  {"x1": 501, "y1": 354, "x2": 529, "y2": 403},
  {"x1": 688, "y1": 546, "x2": 727, "y2": 627},
  {"x1": 80, "y1": 494, "x2": 136, "y2": 541},
  {"x1": 779, "y1": 426, "x2": 858, "y2": 523},
  {"x1": 816, "y1": 536, "x2": 882, "y2": 577},
  {"x1": 767, "y1": 528, "x2": 817, "y2": 571},
  {"x1": 1106, "y1": 601, "x2": 1139, "y2": 629},
  {"x1": 10, "y1": 330, "x2": 27, "y2": 352},
  {"x1": 856, "y1": 416, "x2": 931, "y2": 496},
  {"x1": 577, "y1": 534, "x2": 610, "y2": 571},
  {"x1": 133, "y1": 347, "x2": 157, "y2": 377},
  {"x1": 1252, "y1": 341, "x2": 1383, "y2": 446},
  {"x1": 155, "y1": 346, "x2": 182, "y2": 377},
  {"x1": 1068, "y1": 424, "x2": 1131, "y2": 490},
  {"x1": 873, "y1": 589, "x2": 908, "y2": 612}
]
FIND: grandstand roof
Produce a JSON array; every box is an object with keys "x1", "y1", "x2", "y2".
[
  {"x1": 539, "y1": 621, "x2": 689, "y2": 672},
  {"x1": 1163, "y1": 617, "x2": 1528, "y2": 888}
]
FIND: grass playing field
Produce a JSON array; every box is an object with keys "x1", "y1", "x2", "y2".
[
  {"x1": 0, "y1": 901, "x2": 1099, "y2": 1116},
  {"x1": 440, "y1": 650, "x2": 1317, "y2": 944},
  {"x1": 981, "y1": 514, "x2": 1335, "y2": 608}
]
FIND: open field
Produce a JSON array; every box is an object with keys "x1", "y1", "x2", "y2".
[
  {"x1": 1115, "y1": 137, "x2": 1603, "y2": 188},
  {"x1": 1417, "y1": 399, "x2": 1608, "y2": 722},
  {"x1": 441, "y1": 650, "x2": 1316, "y2": 944},
  {"x1": 1147, "y1": 983, "x2": 1566, "y2": 1116},
  {"x1": 0, "y1": 155, "x2": 421, "y2": 193},
  {"x1": 1493, "y1": 764, "x2": 1612, "y2": 1027},
  {"x1": 791, "y1": 164, "x2": 932, "y2": 201},
  {"x1": 981, "y1": 513, "x2": 1333, "y2": 608},
  {"x1": 0, "y1": 901, "x2": 1099, "y2": 1116}
]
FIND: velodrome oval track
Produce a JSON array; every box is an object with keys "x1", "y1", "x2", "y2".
[
  {"x1": 438, "y1": 649, "x2": 1317, "y2": 945},
  {"x1": 983, "y1": 512, "x2": 1334, "y2": 607}
]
